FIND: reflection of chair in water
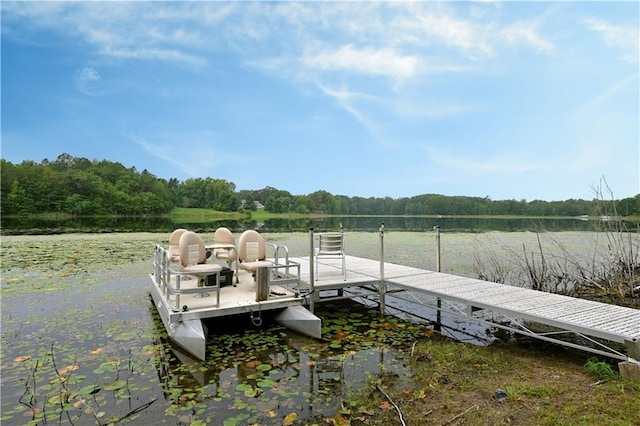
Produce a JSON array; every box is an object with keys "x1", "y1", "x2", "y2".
[
  {"x1": 169, "y1": 228, "x2": 188, "y2": 263},
  {"x1": 315, "y1": 231, "x2": 346, "y2": 281},
  {"x1": 179, "y1": 231, "x2": 222, "y2": 300},
  {"x1": 212, "y1": 227, "x2": 237, "y2": 269},
  {"x1": 237, "y1": 230, "x2": 275, "y2": 279}
]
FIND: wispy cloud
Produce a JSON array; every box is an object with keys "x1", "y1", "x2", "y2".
[
  {"x1": 100, "y1": 46, "x2": 205, "y2": 67},
  {"x1": 499, "y1": 19, "x2": 555, "y2": 54},
  {"x1": 583, "y1": 17, "x2": 640, "y2": 63},
  {"x1": 128, "y1": 132, "x2": 223, "y2": 178},
  {"x1": 74, "y1": 67, "x2": 102, "y2": 96},
  {"x1": 316, "y1": 83, "x2": 382, "y2": 139},
  {"x1": 128, "y1": 134, "x2": 193, "y2": 176},
  {"x1": 573, "y1": 72, "x2": 639, "y2": 116},
  {"x1": 2, "y1": 2, "x2": 212, "y2": 66},
  {"x1": 410, "y1": 4, "x2": 494, "y2": 57},
  {"x1": 2, "y1": 2, "x2": 559, "y2": 71},
  {"x1": 304, "y1": 45, "x2": 418, "y2": 80}
]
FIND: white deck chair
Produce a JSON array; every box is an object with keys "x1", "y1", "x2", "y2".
[
  {"x1": 315, "y1": 232, "x2": 346, "y2": 281},
  {"x1": 212, "y1": 227, "x2": 237, "y2": 269},
  {"x1": 168, "y1": 228, "x2": 187, "y2": 263},
  {"x1": 237, "y1": 230, "x2": 275, "y2": 278},
  {"x1": 179, "y1": 231, "x2": 222, "y2": 298}
]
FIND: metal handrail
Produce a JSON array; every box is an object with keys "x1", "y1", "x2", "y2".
[{"x1": 153, "y1": 245, "x2": 221, "y2": 309}]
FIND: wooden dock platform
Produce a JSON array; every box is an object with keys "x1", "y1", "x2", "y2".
[{"x1": 291, "y1": 255, "x2": 640, "y2": 363}]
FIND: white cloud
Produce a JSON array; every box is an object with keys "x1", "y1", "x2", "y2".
[
  {"x1": 304, "y1": 45, "x2": 418, "y2": 80},
  {"x1": 410, "y1": 5, "x2": 494, "y2": 57},
  {"x1": 128, "y1": 134, "x2": 193, "y2": 176},
  {"x1": 499, "y1": 19, "x2": 555, "y2": 54},
  {"x1": 583, "y1": 18, "x2": 640, "y2": 63},
  {"x1": 2, "y1": 1, "x2": 561, "y2": 72},
  {"x1": 127, "y1": 130, "x2": 248, "y2": 179},
  {"x1": 2, "y1": 2, "x2": 212, "y2": 66},
  {"x1": 74, "y1": 67, "x2": 102, "y2": 95},
  {"x1": 99, "y1": 46, "x2": 205, "y2": 67},
  {"x1": 316, "y1": 83, "x2": 382, "y2": 140}
]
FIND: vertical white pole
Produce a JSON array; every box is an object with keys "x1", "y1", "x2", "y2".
[
  {"x1": 434, "y1": 226, "x2": 441, "y2": 272},
  {"x1": 379, "y1": 222, "x2": 386, "y2": 316},
  {"x1": 434, "y1": 226, "x2": 442, "y2": 331},
  {"x1": 309, "y1": 228, "x2": 315, "y2": 313}
]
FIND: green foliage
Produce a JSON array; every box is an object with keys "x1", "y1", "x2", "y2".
[
  {"x1": 584, "y1": 358, "x2": 618, "y2": 381},
  {"x1": 2, "y1": 154, "x2": 639, "y2": 218},
  {"x1": 1, "y1": 155, "x2": 175, "y2": 216}
]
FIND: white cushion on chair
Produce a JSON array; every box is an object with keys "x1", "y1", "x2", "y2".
[{"x1": 179, "y1": 231, "x2": 221, "y2": 273}]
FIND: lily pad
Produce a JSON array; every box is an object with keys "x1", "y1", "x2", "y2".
[
  {"x1": 79, "y1": 384, "x2": 101, "y2": 396},
  {"x1": 257, "y1": 378, "x2": 277, "y2": 388},
  {"x1": 235, "y1": 383, "x2": 252, "y2": 392},
  {"x1": 102, "y1": 380, "x2": 127, "y2": 391},
  {"x1": 244, "y1": 387, "x2": 260, "y2": 398}
]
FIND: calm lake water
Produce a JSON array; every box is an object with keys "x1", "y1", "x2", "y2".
[
  {"x1": 0, "y1": 215, "x2": 605, "y2": 235},
  {"x1": 1, "y1": 219, "x2": 634, "y2": 425}
]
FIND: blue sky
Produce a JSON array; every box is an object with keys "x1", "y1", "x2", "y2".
[{"x1": 2, "y1": 1, "x2": 638, "y2": 201}]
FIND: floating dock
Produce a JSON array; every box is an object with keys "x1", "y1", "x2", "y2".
[{"x1": 151, "y1": 229, "x2": 640, "y2": 364}]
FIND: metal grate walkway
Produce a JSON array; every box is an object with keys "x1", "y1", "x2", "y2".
[{"x1": 293, "y1": 255, "x2": 640, "y2": 363}]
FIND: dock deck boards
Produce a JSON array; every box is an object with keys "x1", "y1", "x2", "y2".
[{"x1": 292, "y1": 255, "x2": 640, "y2": 361}]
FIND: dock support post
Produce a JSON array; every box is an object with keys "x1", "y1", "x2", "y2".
[
  {"x1": 434, "y1": 226, "x2": 442, "y2": 332},
  {"x1": 309, "y1": 228, "x2": 316, "y2": 313},
  {"x1": 379, "y1": 223, "x2": 386, "y2": 316},
  {"x1": 256, "y1": 267, "x2": 269, "y2": 302}
]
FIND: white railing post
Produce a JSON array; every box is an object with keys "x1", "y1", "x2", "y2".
[
  {"x1": 434, "y1": 226, "x2": 442, "y2": 331},
  {"x1": 434, "y1": 226, "x2": 441, "y2": 272},
  {"x1": 379, "y1": 223, "x2": 386, "y2": 316},
  {"x1": 309, "y1": 228, "x2": 315, "y2": 312}
]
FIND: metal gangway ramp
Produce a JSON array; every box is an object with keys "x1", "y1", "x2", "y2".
[{"x1": 296, "y1": 228, "x2": 640, "y2": 364}]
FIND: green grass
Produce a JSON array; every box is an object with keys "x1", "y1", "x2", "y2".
[
  {"x1": 343, "y1": 339, "x2": 640, "y2": 426},
  {"x1": 584, "y1": 358, "x2": 618, "y2": 381},
  {"x1": 166, "y1": 207, "x2": 242, "y2": 221}
]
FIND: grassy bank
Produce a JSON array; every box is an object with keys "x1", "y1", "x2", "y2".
[{"x1": 343, "y1": 338, "x2": 640, "y2": 426}]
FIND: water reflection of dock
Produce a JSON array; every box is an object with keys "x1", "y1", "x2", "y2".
[{"x1": 294, "y1": 254, "x2": 640, "y2": 364}]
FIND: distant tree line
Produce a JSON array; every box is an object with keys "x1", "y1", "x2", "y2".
[{"x1": 2, "y1": 154, "x2": 638, "y2": 217}]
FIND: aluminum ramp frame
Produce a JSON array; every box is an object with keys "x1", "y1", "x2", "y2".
[
  {"x1": 388, "y1": 270, "x2": 640, "y2": 362},
  {"x1": 297, "y1": 254, "x2": 640, "y2": 363}
]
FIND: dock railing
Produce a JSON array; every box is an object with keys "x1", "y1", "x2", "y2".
[
  {"x1": 379, "y1": 223, "x2": 386, "y2": 316},
  {"x1": 255, "y1": 244, "x2": 302, "y2": 302},
  {"x1": 305, "y1": 224, "x2": 388, "y2": 313},
  {"x1": 307, "y1": 228, "x2": 316, "y2": 311},
  {"x1": 255, "y1": 258, "x2": 301, "y2": 302},
  {"x1": 152, "y1": 244, "x2": 221, "y2": 309}
]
